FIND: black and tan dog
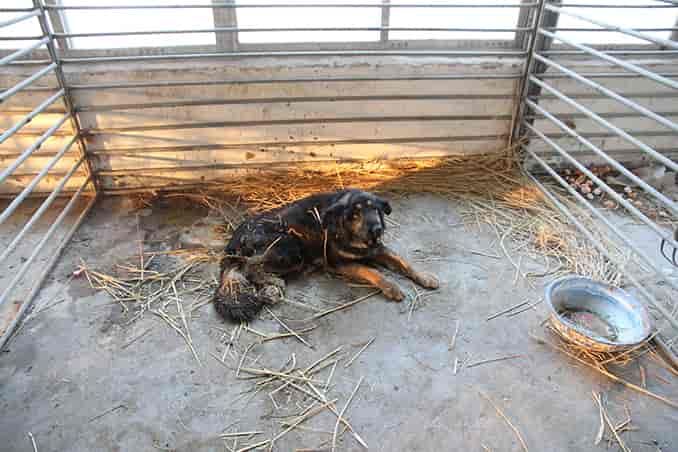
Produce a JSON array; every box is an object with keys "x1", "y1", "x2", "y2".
[{"x1": 213, "y1": 189, "x2": 439, "y2": 322}]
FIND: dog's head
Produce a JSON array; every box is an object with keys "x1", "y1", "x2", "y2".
[{"x1": 321, "y1": 189, "x2": 391, "y2": 249}]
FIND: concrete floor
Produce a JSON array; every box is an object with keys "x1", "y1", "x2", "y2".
[{"x1": 0, "y1": 194, "x2": 676, "y2": 452}]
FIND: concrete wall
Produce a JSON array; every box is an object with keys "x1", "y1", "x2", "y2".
[{"x1": 1, "y1": 56, "x2": 522, "y2": 194}]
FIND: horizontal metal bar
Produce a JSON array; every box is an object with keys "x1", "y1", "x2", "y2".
[
  {"x1": 90, "y1": 134, "x2": 507, "y2": 156},
  {"x1": 544, "y1": 27, "x2": 678, "y2": 32},
  {"x1": 0, "y1": 136, "x2": 78, "y2": 228},
  {"x1": 524, "y1": 118, "x2": 678, "y2": 246},
  {"x1": 77, "y1": 93, "x2": 513, "y2": 112},
  {"x1": 0, "y1": 158, "x2": 85, "y2": 268},
  {"x1": 524, "y1": 171, "x2": 678, "y2": 331},
  {"x1": 534, "y1": 54, "x2": 678, "y2": 135},
  {"x1": 46, "y1": 3, "x2": 536, "y2": 10},
  {"x1": 528, "y1": 110, "x2": 678, "y2": 120},
  {"x1": 538, "y1": 28, "x2": 678, "y2": 90},
  {"x1": 0, "y1": 113, "x2": 70, "y2": 185},
  {"x1": 56, "y1": 26, "x2": 528, "y2": 38},
  {"x1": 547, "y1": 3, "x2": 678, "y2": 51},
  {"x1": 529, "y1": 76, "x2": 678, "y2": 173},
  {"x1": 541, "y1": 71, "x2": 678, "y2": 79},
  {"x1": 0, "y1": 37, "x2": 49, "y2": 67},
  {"x1": 560, "y1": 2, "x2": 678, "y2": 6},
  {"x1": 0, "y1": 10, "x2": 40, "y2": 29},
  {"x1": 0, "y1": 193, "x2": 97, "y2": 350},
  {"x1": 543, "y1": 49, "x2": 678, "y2": 56},
  {"x1": 67, "y1": 74, "x2": 521, "y2": 91},
  {"x1": 0, "y1": 63, "x2": 56, "y2": 103},
  {"x1": 71, "y1": 47, "x2": 515, "y2": 62},
  {"x1": 84, "y1": 114, "x2": 511, "y2": 133},
  {"x1": 524, "y1": 146, "x2": 678, "y2": 297},
  {"x1": 62, "y1": 49, "x2": 527, "y2": 64},
  {"x1": 0, "y1": 89, "x2": 64, "y2": 145},
  {"x1": 0, "y1": 175, "x2": 91, "y2": 311},
  {"x1": 0, "y1": 8, "x2": 37, "y2": 13},
  {"x1": 531, "y1": 129, "x2": 677, "y2": 140},
  {"x1": 0, "y1": 35, "x2": 46, "y2": 41}
]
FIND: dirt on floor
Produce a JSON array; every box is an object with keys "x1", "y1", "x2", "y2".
[{"x1": 0, "y1": 194, "x2": 676, "y2": 452}]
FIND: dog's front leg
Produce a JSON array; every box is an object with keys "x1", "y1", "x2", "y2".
[
  {"x1": 373, "y1": 246, "x2": 439, "y2": 289},
  {"x1": 332, "y1": 263, "x2": 405, "y2": 302}
]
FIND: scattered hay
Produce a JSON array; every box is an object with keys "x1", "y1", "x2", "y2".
[{"x1": 143, "y1": 144, "x2": 626, "y2": 285}]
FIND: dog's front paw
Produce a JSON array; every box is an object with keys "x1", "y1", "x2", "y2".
[
  {"x1": 382, "y1": 284, "x2": 405, "y2": 302},
  {"x1": 417, "y1": 273, "x2": 440, "y2": 290}
]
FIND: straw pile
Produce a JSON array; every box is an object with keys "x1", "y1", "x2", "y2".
[{"x1": 152, "y1": 146, "x2": 626, "y2": 284}]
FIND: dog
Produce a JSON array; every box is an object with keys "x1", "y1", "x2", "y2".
[{"x1": 213, "y1": 189, "x2": 439, "y2": 322}]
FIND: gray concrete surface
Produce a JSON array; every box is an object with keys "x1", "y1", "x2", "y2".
[{"x1": 0, "y1": 194, "x2": 676, "y2": 452}]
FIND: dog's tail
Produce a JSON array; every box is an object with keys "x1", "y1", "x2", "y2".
[{"x1": 213, "y1": 265, "x2": 275, "y2": 323}]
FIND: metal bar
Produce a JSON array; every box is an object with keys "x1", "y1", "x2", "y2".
[
  {"x1": 0, "y1": 192, "x2": 96, "y2": 350},
  {"x1": 541, "y1": 71, "x2": 678, "y2": 79},
  {"x1": 524, "y1": 119, "x2": 678, "y2": 248},
  {"x1": 83, "y1": 114, "x2": 513, "y2": 134},
  {"x1": 54, "y1": 27, "x2": 529, "y2": 38},
  {"x1": 543, "y1": 50, "x2": 678, "y2": 56},
  {"x1": 0, "y1": 10, "x2": 40, "y2": 29},
  {"x1": 61, "y1": 49, "x2": 527, "y2": 63},
  {"x1": 510, "y1": 0, "x2": 549, "y2": 144},
  {"x1": 76, "y1": 93, "x2": 513, "y2": 112},
  {"x1": 544, "y1": 27, "x2": 678, "y2": 32},
  {"x1": 0, "y1": 63, "x2": 56, "y2": 103},
  {"x1": 380, "y1": 0, "x2": 390, "y2": 43},
  {"x1": 524, "y1": 146, "x2": 678, "y2": 297},
  {"x1": 0, "y1": 36, "x2": 46, "y2": 41},
  {"x1": 0, "y1": 176, "x2": 92, "y2": 311},
  {"x1": 526, "y1": 100, "x2": 678, "y2": 216},
  {"x1": 45, "y1": 0, "x2": 71, "y2": 52},
  {"x1": 531, "y1": 129, "x2": 677, "y2": 139},
  {"x1": 538, "y1": 28, "x2": 678, "y2": 90},
  {"x1": 0, "y1": 135, "x2": 77, "y2": 228},
  {"x1": 533, "y1": 54, "x2": 678, "y2": 136},
  {"x1": 0, "y1": 158, "x2": 85, "y2": 268},
  {"x1": 89, "y1": 134, "x2": 507, "y2": 157},
  {"x1": 529, "y1": 77, "x2": 678, "y2": 173},
  {"x1": 527, "y1": 110, "x2": 678, "y2": 120},
  {"x1": 33, "y1": 0, "x2": 97, "y2": 193},
  {"x1": 547, "y1": 3, "x2": 678, "y2": 50},
  {"x1": 0, "y1": 113, "x2": 70, "y2": 185},
  {"x1": 524, "y1": 171, "x2": 678, "y2": 331},
  {"x1": 0, "y1": 37, "x2": 49, "y2": 67},
  {"x1": 45, "y1": 3, "x2": 537, "y2": 10},
  {"x1": 66, "y1": 74, "x2": 521, "y2": 90},
  {"x1": 558, "y1": 3, "x2": 678, "y2": 7},
  {"x1": 0, "y1": 89, "x2": 64, "y2": 145},
  {"x1": 212, "y1": 0, "x2": 237, "y2": 52}
]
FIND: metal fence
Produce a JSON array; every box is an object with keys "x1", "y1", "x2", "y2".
[{"x1": 0, "y1": 1, "x2": 677, "y2": 346}]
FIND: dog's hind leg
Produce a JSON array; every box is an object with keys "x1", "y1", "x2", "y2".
[
  {"x1": 332, "y1": 263, "x2": 405, "y2": 302},
  {"x1": 372, "y1": 246, "x2": 439, "y2": 290}
]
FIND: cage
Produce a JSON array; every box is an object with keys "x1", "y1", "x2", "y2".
[{"x1": 1, "y1": 1, "x2": 677, "y2": 451}]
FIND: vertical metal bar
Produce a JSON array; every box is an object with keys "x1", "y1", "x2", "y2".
[
  {"x1": 509, "y1": 0, "x2": 548, "y2": 145},
  {"x1": 32, "y1": 0, "x2": 97, "y2": 193},
  {"x1": 515, "y1": 0, "x2": 535, "y2": 49},
  {"x1": 44, "y1": 0, "x2": 71, "y2": 51},
  {"x1": 213, "y1": 0, "x2": 238, "y2": 51},
  {"x1": 511, "y1": 0, "x2": 560, "y2": 145},
  {"x1": 380, "y1": 0, "x2": 391, "y2": 44}
]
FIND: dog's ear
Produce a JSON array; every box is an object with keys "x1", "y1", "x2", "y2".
[
  {"x1": 321, "y1": 192, "x2": 351, "y2": 228},
  {"x1": 375, "y1": 196, "x2": 392, "y2": 216}
]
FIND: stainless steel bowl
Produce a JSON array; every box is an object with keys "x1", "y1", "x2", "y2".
[{"x1": 545, "y1": 276, "x2": 652, "y2": 352}]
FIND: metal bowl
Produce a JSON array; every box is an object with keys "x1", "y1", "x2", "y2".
[{"x1": 545, "y1": 276, "x2": 652, "y2": 352}]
